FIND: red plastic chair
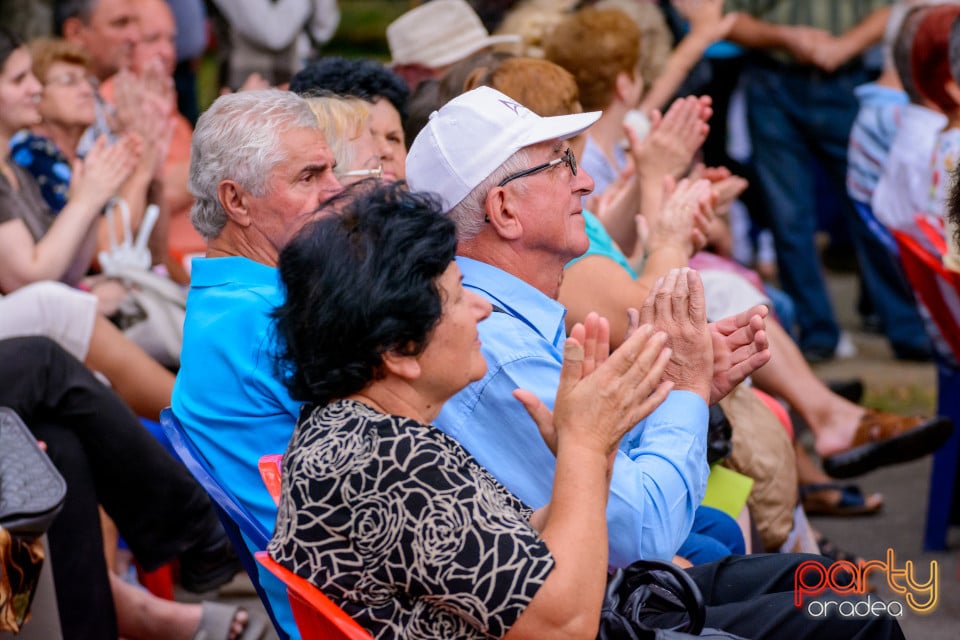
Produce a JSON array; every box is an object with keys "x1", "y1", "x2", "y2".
[
  {"x1": 254, "y1": 551, "x2": 373, "y2": 640},
  {"x1": 892, "y1": 228, "x2": 960, "y2": 363},
  {"x1": 892, "y1": 227, "x2": 960, "y2": 551},
  {"x1": 136, "y1": 563, "x2": 175, "y2": 600},
  {"x1": 256, "y1": 455, "x2": 373, "y2": 638},
  {"x1": 258, "y1": 454, "x2": 284, "y2": 506}
]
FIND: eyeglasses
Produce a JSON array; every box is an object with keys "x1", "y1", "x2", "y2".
[
  {"x1": 341, "y1": 163, "x2": 383, "y2": 179},
  {"x1": 497, "y1": 148, "x2": 577, "y2": 188},
  {"x1": 44, "y1": 73, "x2": 96, "y2": 89}
]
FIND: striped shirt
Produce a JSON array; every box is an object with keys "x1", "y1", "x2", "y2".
[
  {"x1": 725, "y1": 0, "x2": 891, "y2": 33},
  {"x1": 726, "y1": 0, "x2": 892, "y2": 64},
  {"x1": 847, "y1": 82, "x2": 908, "y2": 204}
]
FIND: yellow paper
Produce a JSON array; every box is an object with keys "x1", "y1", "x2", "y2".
[{"x1": 702, "y1": 465, "x2": 754, "y2": 520}]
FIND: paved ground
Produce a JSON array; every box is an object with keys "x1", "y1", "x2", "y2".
[
  {"x1": 196, "y1": 270, "x2": 960, "y2": 640},
  {"x1": 806, "y1": 270, "x2": 959, "y2": 639}
]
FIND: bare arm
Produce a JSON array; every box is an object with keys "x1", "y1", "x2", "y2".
[
  {"x1": 0, "y1": 138, "x2": 135, "y2": 290},
  {"x1": 726, "y1": 11, "x2": 796, "y2": 49},
  {"x1": 562, "y1": 179, "x2": 714, "y2": 347},
  {"x1": 639, "y1": 0, "x2": 738, "y2": 113},
  {"x1": 811, "y1": 7, "x2": 891, "y2": 72},
  {"x1": 632, "y1": 96, "x2": 711, "y2": 228},
  {"x1": 589, "y1": 171, "x2": 642, "y2": 254},
  {"x1": 726, "y1": 7, "x2": 889, "y2": 71},
  {"x1": 561, "y1": 256, "x2": 657, "y2": 347}
]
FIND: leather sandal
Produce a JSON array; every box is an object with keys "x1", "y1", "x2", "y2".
[
  {"x1": 821, "y1": 411, "x2": 953, "y2": 479},
  {"x1": 800, "y1": 482, "x2": 883, "y2": 517}
]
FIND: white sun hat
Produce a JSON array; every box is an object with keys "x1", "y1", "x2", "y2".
[{"x1": 387, "y1": 0, "x2": 522, "y2": 68}]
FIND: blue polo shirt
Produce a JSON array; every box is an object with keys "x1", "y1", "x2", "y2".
[{"x1": 172, "y1": 255, "x2": 300, "y2": 639}]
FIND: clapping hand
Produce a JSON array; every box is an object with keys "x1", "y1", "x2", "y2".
[
  {"x1": 639, "y1": 268, "x2": 713, "y2": 402},
  {"x1": 515, "y1": 312, "x2": 673, "y2": 467},
  {"x1": 707, "y1": 305, "x2": 771, "y2": 403}
]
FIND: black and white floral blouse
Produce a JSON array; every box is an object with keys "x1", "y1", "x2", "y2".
[{"x1": 268, "y1": 399, "x2": 555, "y2": 639}]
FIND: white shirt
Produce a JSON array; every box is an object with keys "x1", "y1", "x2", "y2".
[{"x1": 872, "y1": 104, "x2": 947, "y2": 230}]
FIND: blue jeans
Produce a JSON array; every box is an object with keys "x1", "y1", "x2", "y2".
[
  {"x1": 677, "y1": 505, "x2": 745, "y2": 565},
  {"x1": 850, "y1": 201, "x2": 932, "y2": 354},
  {"x1": 744, "y1": 62, "x2": 871, "y2": 352}
]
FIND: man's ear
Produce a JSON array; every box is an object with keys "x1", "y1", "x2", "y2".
[
  {"x1": 217, "y1": 180, "x2": 253, "y2": 228},
  {"x1": 382, "y1": 349, "x2": 421, "y2": 381},
  {"x1": 61, "y1": 16, "x2": 83, "y2": 42},
  {"x1": 483, "y1": 187, "x2": 523, "y2": 240}
]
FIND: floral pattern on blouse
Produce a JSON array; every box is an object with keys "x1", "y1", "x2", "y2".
[
  {"x1": 929, "y1": 128, "x2": 960, "y2": 213},
  {"x1": 268, "y1": 399, "x2": 555, "y2": 640},
  {"x1": 10, "y1": 131, "x2": 72, "y2": 214}
]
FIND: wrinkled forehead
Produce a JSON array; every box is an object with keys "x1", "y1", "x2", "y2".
[{"x1": 272, "y1": 126, "x2": 334, "y2": 167}]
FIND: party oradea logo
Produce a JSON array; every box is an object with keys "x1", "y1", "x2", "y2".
[{"x1": 794, "y1": 549, "x2": 938, "y2": 618}]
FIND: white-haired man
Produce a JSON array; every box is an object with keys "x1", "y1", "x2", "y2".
[
  {"x1": 405, "y1": 86, "x2": 903, "y2": 639},
  {"x1": 172, "y1": 89, "x2": 341, "y2": 639}
]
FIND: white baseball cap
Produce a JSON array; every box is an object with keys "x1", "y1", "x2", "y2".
[
  {"x1": 387, "y1": 0, "x2": 522, "y2": 68},
  {"x1": 406, "y1": 86, "x2": 601, "y2": 212}
]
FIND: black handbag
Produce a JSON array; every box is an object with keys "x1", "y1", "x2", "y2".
[
  {"x1": 598, "y1": 560, "x2": 747, "y2": 640},
  {"x1": 706, "y1": 404, "x2": 734, "y2": 465},
  {"x1": 0, "y1": 407, "x2": 67, "y2": 537},
  {"x1": 599, "y1": 559, "x2": 704, "y2": 639}
]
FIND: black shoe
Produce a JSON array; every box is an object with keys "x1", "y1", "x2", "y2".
[
  {"x1": 827, "y1": 378, "x2": 864, "y2": 404},
  {"x1": 179, "y1": 530, "x2": 243, "y2": 593}
]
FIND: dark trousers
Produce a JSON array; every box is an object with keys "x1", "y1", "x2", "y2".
[
  {"x1": 744, "y1": 62, "x2": 870, "y2": 352},
  {"x1": 0, "y1": 336, "x2": 221, "y2": 640},
  {"x1": 684, "y1": 554, "x2": 904, "y2": 639}
]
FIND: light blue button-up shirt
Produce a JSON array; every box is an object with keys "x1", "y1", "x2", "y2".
[{"x1": 436, "y1": 257, "x2": 710, "y2": 566}]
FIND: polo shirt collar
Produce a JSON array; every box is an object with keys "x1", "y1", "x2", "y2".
[{"x1": 189, "y1": 256, "x2": 280, "y2": 288}]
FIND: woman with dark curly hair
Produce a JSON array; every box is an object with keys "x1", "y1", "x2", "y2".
[
  {"x1": 268, "y1": 181, "x2": 674, "y2": 639},
  {"x1": 289, "y1": 56, "x2": 409, "y2": 181}
]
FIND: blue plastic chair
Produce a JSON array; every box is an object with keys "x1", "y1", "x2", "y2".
[
  {"x1": 159, "y1": 408, "x2": 290, "y2": 639},
  {"x1": 891, "y1": 231, "x2": 960, "y2": 551},
  {"x1": 852, "y1": 200, "x2": 898, "y2": 255}
]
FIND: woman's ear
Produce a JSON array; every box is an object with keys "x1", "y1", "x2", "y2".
[
  {"x1": 614, "y1": 70, "x2": 634, "y2": 104},
  {"x1": 483, "y1": 187, "x2": 523, "y2": 240},
  {"x1": 382, "y1": 349, "x2": 422, "y2": 381}
]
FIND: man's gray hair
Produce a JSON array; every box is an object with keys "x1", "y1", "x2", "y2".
[
  {"x1": 189, "y1": 90, "x2": 319, "y2": 239},
  {"x1": 447, "y1": 148, "x2": 532, "y2": 241}
]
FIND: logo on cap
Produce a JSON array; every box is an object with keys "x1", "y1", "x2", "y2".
[{"x1": 498, "y1": 99, "x2": 525, "y2": 116}]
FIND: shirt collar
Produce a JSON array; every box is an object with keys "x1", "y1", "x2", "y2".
[
  {"x1": 456, "y1": 256, "x2": 567, "y2": 347},
  {"x1": 189, "y1": 255, "x2": 280, "y2": 288}
]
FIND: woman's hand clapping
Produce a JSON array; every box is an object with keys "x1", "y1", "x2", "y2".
[
  {"x1": 70, "y1": 135, "x2": 138, "y2": 213},
  {"x1": 514, "y1": 312, "x2": 673, "y2": 464}
]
